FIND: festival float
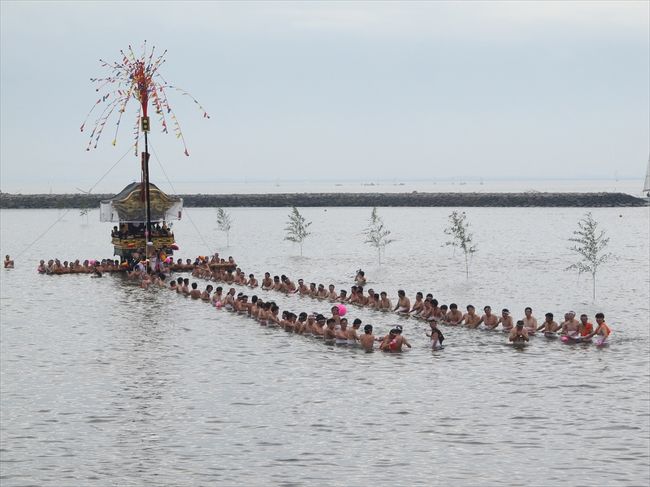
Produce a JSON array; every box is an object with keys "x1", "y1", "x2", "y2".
[
  {"x1": 100, "y1": 181, "x2": 182, "y2": 261},
  {"x1": 81, "y1": 43, "x2": 233, "y2": 271}
]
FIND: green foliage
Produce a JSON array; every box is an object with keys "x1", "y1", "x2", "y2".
[
  {"x1": 284, "y1": 207, "x2": 312, "y2": 256},
  {"x1": 444, "y1": 210, "x2": 477, "y2": 279},
  {"x1": 216, "y1": 207, "x2": 233, "y2": 247},
  {"x1": 565, "y1": 212, "x2": 613, "y2": 300},
  {"x1": 363, "y1": 207, "x2": 394, "y2": 265}
]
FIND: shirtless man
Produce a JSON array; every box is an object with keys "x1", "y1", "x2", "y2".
[
  {"x1": 481, "y1": 306, "x2": 499, "y2": 330},
  {"x1": 537, "y1": 312, "x2": 560, "y2": 334},
  {"x1": 330, "y1": 305, "x2": 341, "y2": 326},
  {"x1": 446, "y1": 303, "x2": 463, "y2": 325},
  {"x1": 366, "y1": 292, "x2": 378, "y2": 309},
  {"x1": 248, "y1": 274, "x2": 258, "y2": 288},
  {"x1": 272, "y1": 276, "x2": 283, "y2": 292},
  {"x1": 522, "y1": 307, "x2": 538, "y2": 335},
  {"x1": 438, "y1": 304, "x2": 449, "y2": 324},
  {"x1": 258, "y1": 302, "x2": 271, "y2": 326},
  {"x1": 316, "y1": 284, "x2": 328, "y2": 300},
  {"x1": 295, "y1": 312, "x2": 308, "y2": 334},
  {"x1": 323, "y1": 318, "x2": 337, "y2": 344},
  {"x1": 283, "y1": 312, "x2": 295, "y2": 332},
  {"x1": 560, "y1": 311, "x2": 580, "y2": 336},
  {"x1": 237, "y1": 295, "x2": 250, "y2": 314},
  {"x1": 235, "y1": 270, "x2": 246, "y2": 285},
  {"x1": 429, "y1": 299, "x2": 443, "y2": 323},
  {"x1": 281, "y1": 275, "x2": 296, "y2": 293},
  {"x1": 409, "y1": 292, "x2": 425, "y2": 316},
  {"x1": 394, "y1": 290, "x2": 411, "y2": 314},
  {"x1": 267, "y1": 304, "x2": 281, "y2": 327},
  {"x1": 338, "y1": 289, "x2": 349, "y2": 303},
  {"x1": 359, "y1": 324, "x2": 376, "y2": 352},
  {"x1": 335, "y1": 319, "x2": 349, "y2": 345},
  {"x1": 509, "y1": 321, "x2": 529, "y2": 343},
  {"x1": 4, "y1": 255, "x2": 14, "y2": 268},
  {"x1": 302, "y1": 314, "x2": 315, "y2": 336},
  {"x1": 212, "y1": 286, "x2": 224, "y2": 306},
  {"x1": 261, "y1": 272, "x2": 273, "y2": 290},
  {"x1": 181, "y1": 278, "x2": 191, "y2": 296},
  {"x1": 348, "y1": 286, "x2": 359, "y2": 305},
  {"x1": 427, "y1": 322, "x2": 445, "y2": 349},
  {"x1": 381, "y1": 326, "x2": 412, "y2": 352},
  {"x1": 200, "y1": 285, "x2": 213, "y2": 301},
  {"x1": 355, "y1": 287, "x2": 367, "y2": 306},
  {"x1": 462, "y1": 305, "x2": 482, "y2": 328},
  {"x1": 297, "y1": 279, "x2": 310, "y2": 295},
  {"x1": 418, "y1": 300, "x2": 432, "y2": 321},
  {"x1": 140, "y1": 272, "x2": 152, "y2": 289},
  {"x1": 379, "y1": 292, "x2": 392, "y2": 311},
  {"x1": 248, "y1": 296, "x2": 258, "y2": 317},
  {"x1": 366, "y1": 289, "x2": 376, "y2": 307},
  {"x1": 327, "y1": 284, "x2": 338, "y2": 301},
  {"x1": 223, "y1": 288, "x2": 236, "y2": 310},
  {"x1": 355, "y1": 269, "x2": 366, "y2": 286},
  {"x1": 308, "y1": 282, "x2": 318, "y2": 297},
  {"x1": 313, "y1": 314, "x2": 326, "y2": 337},
  {"x1": 498, "y1": 308, "x2": 513, "y2": 332},
  {"x1": 249, "y1": 297, "x2": 260, "y2": 318},
  {"x1": 348, "y1": 319, "x2": 362, "y2": 345},
  {"x1": 379, "y1": 329, "x2": 398, "y2": 352}
]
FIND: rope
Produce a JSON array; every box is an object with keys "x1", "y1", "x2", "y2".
[
  {"x1": 13, "y1": 146, "x2": 133, "y2": 259},
  {"x1": 149, "y1": 142, "x2": 216, "y2": 256}
]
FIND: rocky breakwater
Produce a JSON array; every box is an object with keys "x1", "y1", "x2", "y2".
[{"x1": 1, "y1": 192, "x2": 646, "y2": 209}]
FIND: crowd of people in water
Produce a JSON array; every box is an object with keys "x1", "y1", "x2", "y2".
[
  {"x1": 136, "y1": 255, "x2": 612, "y2": 349},
  {"x1": 33, "y1": 253, "x2": 235, "y2": 277},
  {"x1": 27, "y1": 252, "x2": 612, "y2": 349}
]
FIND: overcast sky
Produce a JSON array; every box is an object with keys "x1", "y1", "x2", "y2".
[{"x1": 1, "y1": 1, "x2": 648, "y2": 192}]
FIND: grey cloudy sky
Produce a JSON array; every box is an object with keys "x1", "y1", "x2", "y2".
[{"x1": 1, "y1": 1, "x2": 648, "y2": 192}]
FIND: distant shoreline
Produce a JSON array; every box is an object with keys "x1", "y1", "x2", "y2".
[{"x1": 0, "y1": 192, "x2": 646, "y2": 209}]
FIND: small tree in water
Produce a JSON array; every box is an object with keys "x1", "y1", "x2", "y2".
[
  {"x1": 216, "y1": 207, "x2": 233, "y2": 247},
  {"x1": 363, "y1": 207, "x2": 394, "y2": 265},
  {"x1": 444, "y1": 210, "x2": 477, "y2": 279},
  {"x1": 566, "y1": 212, "x2": 613, "y2": 301},
  {"x1": 285, "y1": 206, "x2": 312, "y2": 256}
]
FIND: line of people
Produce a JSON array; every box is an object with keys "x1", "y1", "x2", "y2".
[
  {"x1": 40, "y1": 251, "x2": 611, "y2": 349},
  {"x1": 166, "y1": 275, "x2": 429, "y2": 352},
  {"x1": 188, "y1": 258, "x2": 611, "y2": 346}
]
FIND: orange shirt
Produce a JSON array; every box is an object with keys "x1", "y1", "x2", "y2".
[
  {"x1": 597, "y1": 322, "x2": 611, "y2": 337},
  {"x1": 580, "y1": 322, "x2": 594, "y2": 336}
]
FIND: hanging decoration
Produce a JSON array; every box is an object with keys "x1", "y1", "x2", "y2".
[{"x1": 81, "y1": 41, "x2": 209, "y2": 156}]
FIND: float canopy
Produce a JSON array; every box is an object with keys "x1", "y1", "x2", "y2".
[{"x1": 100, "y1": 182, "x2": 183, "y2": 223}]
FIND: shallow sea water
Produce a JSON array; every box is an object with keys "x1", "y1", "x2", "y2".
[{"x1": 1, "y1": 206, "x2": 649, "y2": 486}]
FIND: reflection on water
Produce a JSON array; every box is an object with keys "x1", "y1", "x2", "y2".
[{"x1": 1, "y1": 207, "x2": 649, "y2": 486}]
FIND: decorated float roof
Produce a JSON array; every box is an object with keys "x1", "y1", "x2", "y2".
[{"x1": 100, "y1": 182, "x2": 183, "y2": 223}]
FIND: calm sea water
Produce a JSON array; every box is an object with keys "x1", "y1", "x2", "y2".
[{"x1": 1, "y1": 206, "x2": 649, "y2": 486}]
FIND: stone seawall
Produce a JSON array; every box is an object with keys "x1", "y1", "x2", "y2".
[{"x1": 0, "y1": 192, "x2": 646, "y2": 209}]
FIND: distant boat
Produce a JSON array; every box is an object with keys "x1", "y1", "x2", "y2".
[{"x1": 644, "y1": 155, "x2": 650, "y2": 197}]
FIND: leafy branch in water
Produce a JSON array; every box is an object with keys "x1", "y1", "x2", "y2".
[
  {"x1": 284, "y1": 207, "x2": 312, "y2": 256},
  {"x1": 363, "y1": 207, "x2": 394, "y2": 265},
  {"x1": 216, "y1": 207, "x2": 233, "y2": 247},
  {"x1": 444, "y1": 210, "x2": 477, "y2": 279},
  {"x1": 565, "y1": 212, "x2": 613, "y2": 300}
]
